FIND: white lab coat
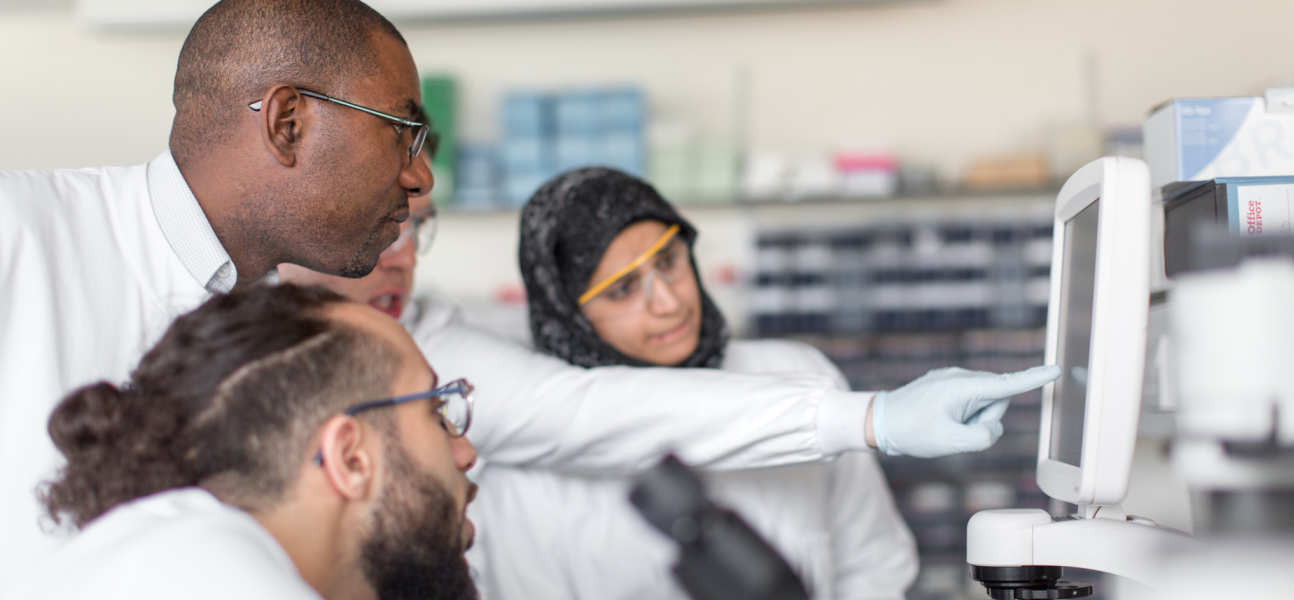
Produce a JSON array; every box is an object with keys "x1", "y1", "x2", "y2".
[
  {"x1": 0, "y1": 155, "x2": 218, "y2": 579},
  {"x1": 0, "y1": 158, "x2": 872, "y2": 581},
  {"x1": 461, "y1": 338, "x2": 918, "y2": 600},
  {"x1": 2, "y1": 488, "x2": 321, "y2": 600},
  {"x1": 405, "y1": 298, "x2": 873, "y2": 474}
]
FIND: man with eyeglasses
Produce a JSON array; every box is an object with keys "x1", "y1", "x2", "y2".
[
  {"x1": 5, "y1": 284, "x2": 481, "y2": 600},
  {"x1": 0, "y1": 0, "x2": 436, "y2": 578}
]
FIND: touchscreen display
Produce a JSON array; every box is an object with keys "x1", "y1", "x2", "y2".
[{"x1": 1048, "y1": 200, "x2": 1098, "y2": 467}]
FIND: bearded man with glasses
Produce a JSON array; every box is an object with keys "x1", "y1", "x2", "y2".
[{"x1": 5, "y1": 284, "x2": 480, "y2": 600}]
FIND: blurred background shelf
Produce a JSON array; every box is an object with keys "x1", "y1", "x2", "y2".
[
  {"x1": 439, "y1": 186, "x2": 1062, "y2": 214},
  {"x1": 416, "y1": 190, "x2": 1055, "y2": 327}
]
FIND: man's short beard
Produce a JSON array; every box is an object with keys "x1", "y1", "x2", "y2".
[
  {"x1": 337, "y1": 217, "x2": 397, "y2": 279},
  {"x1": 337, "y1": 240, "x2": 383, "y2": 278},
  {"x1": 360, "y1": 441, "x2": 478, "y2": 600}
]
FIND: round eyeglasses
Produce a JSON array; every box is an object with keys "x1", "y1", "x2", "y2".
[
  {"x1": 313, "y1": 378, "x2": 474, "y2": 467},
  {"x1": 343, "y1": 378, "x2": 474, "y2": 437}
]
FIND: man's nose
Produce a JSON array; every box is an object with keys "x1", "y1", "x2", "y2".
[
  {"x1": 452, "y1": 434, "x2": 477, "y2": 472},
  {"x1": 401, "y1": 154, "x2": 434, "y2": 198}
]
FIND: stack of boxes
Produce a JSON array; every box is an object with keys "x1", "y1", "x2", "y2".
[
  {"x1": 454, "y1": 142, "x2": 500, "y2": 210},
  {"x1": 488, "y1": 85, "x2": 646, "y2": 208},
  {"x1": 498, "y1": 90, "x2": 555, "y2": 208},
  {"x1": 1143, "y1": 90, "x2": 1294, "y2": 190},
  {"x1": 555, "y1": 87, "x2": 646, "y2": 175},
  {"x1": 1144, "y1": 91, "x2": 1294, "y2": 286}
]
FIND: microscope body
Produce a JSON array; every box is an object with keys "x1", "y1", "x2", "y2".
[
  {"x1": 966, "y1": 507, "x2": 1195, "y2": 598},
  {"x1": 630, "y1": 454, "x2": 809, "y2": 600},
  {"x1": 1148, "y1": 255, "x2": 1294, "y2": 600},
  {"x1": 969, "y1": 232, "x2": 1294, "y2": 600}
]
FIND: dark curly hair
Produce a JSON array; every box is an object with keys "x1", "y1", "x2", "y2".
[{"x1": 40, "y1": 283, "x2": 400, "y2": 529}]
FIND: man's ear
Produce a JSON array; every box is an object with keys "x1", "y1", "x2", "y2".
[
  {"x1": 316, "y1": 415, "x2": 378, "y2": 501},
  {"x1": 256, "y1": 85, "x2": 306, "y2": 168}
]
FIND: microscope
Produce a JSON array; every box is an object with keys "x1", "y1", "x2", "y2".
[
  {"x1": 965, "y1": 156, "x2": 1197, "y2": 599},
  {"x1": 1148, "y1": 230, "x2": 1294, "y2": 600},
  {"x1": 629, "y1": 454, "x2": 810, "y2": 600},
  {"x1": 628, "y1": 157, "x2": 1294, "y2": 600}
]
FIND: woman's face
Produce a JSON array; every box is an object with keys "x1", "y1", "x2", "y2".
[{"x1": 579, "y1": 220, "x2": 703, "y2": 365}]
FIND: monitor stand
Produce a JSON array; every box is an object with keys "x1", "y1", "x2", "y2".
[{"x1": 966, "y1": 504, "x2": 1197, "y2": 598}]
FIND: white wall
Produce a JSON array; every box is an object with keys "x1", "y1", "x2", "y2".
[
  {"x1": 0, "y1": 11, "x2": 180, "y2": 170},
  {"x1": 1, "y1": 0, "x2": 1291, "y2": 176},
  {"x1": 403, "y1": 0, "x2": 1294, "y2": 179}
]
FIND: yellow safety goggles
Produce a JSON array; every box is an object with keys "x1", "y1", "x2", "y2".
[{"x1": 579, "y1": 224, "x2": 682, "y2": 305}]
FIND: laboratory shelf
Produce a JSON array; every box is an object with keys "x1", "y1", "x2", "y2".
[{"x1": 745, "y1": 212, "x2": 1056, "y2": 600}]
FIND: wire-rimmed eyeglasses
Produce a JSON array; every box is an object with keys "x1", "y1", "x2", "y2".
[
  {"x1": 315, "y1": 378, "x2": 474, "y2": 466},
  {"x1": 249, "y1": 88, "x2": 430, "y2": 165},
  {"x1": 346, "y1": 378, "x2": 474, "y2": 436}
]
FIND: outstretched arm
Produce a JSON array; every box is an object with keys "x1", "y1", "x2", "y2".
[
  {"x1": 412, "y1": 301, "x2": 1057, "y2": 474},
  {"x1": 412, "y1": 306, "x2": 870, "y2": 474}
]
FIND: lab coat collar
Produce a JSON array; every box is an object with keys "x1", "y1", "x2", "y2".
[{"x1": 147, "y1": 151, "x2": 237, "y2": 294}]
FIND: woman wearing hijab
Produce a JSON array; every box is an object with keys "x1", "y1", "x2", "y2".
[{"x1": 467, "y1": 167, "x2": 919, "y2": 599}]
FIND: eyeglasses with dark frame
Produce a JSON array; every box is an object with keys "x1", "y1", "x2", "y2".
[
  {"x1": 314, "y1": 378, "x2": 474, "y2": 466},
  {"x1": 248, "y1": 88, "x2": 430, "y2": 164}
]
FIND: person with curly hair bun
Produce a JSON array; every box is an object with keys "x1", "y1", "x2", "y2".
[{"x1": 5, "y1": 284, "x2": 480, "y2": 600}]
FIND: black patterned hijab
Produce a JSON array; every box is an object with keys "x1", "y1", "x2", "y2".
[{"x1": 518, "y1": 167, "x2": 729, "y2": 368}]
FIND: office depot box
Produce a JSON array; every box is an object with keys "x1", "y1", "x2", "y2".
[
  {"x1": 1161, "y1": 176, "x2": 1294, "y2": 276},
  {"x1": 1144, "y1": 90, "x2": 1294, "y2": 189}
]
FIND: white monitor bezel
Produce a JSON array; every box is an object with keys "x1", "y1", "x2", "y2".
[{"x1": 1036, "y1": 156, "x2": 1150, "y2": 507}]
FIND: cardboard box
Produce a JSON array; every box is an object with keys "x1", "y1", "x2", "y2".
[
  {"x1": 1143, "y1": 90, "x2": 1294, "y2": 188},
  {"x1": 1161, "y1": 176, "x2": 1294, "y2": 276}
]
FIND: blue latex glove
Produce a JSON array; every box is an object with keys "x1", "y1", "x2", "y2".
[{"x1": 871, "y1": 365, "x2": 1061, "y2": 458}]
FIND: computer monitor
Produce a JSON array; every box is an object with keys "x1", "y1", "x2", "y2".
[{"x1": 1036, "y1": 157, "x2": 1151, "y2": 507}]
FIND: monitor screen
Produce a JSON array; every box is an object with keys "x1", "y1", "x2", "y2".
[{"x1": 1048, "y1": 200, "x2": 1099, "y2": 467}]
